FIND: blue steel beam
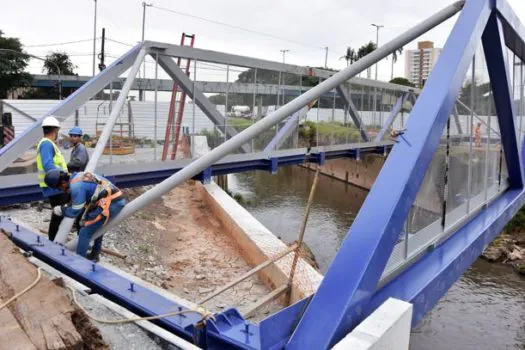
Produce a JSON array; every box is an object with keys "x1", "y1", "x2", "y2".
[
  {"x1": 483, "y1": 14, "x2": 524, "y2": 188},
  {"x1": 0, "y1": 143, "x2": 392, "y2": 206},
  {"x1": 287, "y1": 1, "x2": 492, "y2": 348},
  {"x1": 263, "y1": 109, "x2": 303, "y2": 153},
  {"x1": 374, "y1": 92, "x2": 410, "y2": 142},
  {"x1": 0, "y1": 218, "x2": 203, "y2": 343}
]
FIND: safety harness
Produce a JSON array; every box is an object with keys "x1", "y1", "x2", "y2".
[{"x1": 71, "y1": 172, "x2": 123, "y2": 227}]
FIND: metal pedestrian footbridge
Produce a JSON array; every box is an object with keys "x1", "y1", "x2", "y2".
[{"x1": 2, "y1": 0, "x2": 525, "y2": 348}]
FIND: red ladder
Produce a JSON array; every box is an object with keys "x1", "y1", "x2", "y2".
[{"x1": 162, "y1": 33, "x2": 195, "y2": 161}]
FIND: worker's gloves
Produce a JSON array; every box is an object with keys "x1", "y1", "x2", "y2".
[{"x1": 53, "y1": 206, "x2": 63, "y2": 217}]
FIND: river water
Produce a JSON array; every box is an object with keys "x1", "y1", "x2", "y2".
[{"x1": 229, "y1": 166, "x2": 525, "y2": 349}]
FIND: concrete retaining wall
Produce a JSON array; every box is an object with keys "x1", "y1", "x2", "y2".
[
  {"x1": 198, "y1": 181, "x2": 323, "y2": 303},
  {"x1": 303, "y1": 154, "x2": 385, "y2": 190},
  {"x1": 332, "y1": 298, "x2": 413, "y2": 350}
]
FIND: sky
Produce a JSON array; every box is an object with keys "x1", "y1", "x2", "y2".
[{"x1": 1, "y1": 0, "x2": 525, "y2": 83}]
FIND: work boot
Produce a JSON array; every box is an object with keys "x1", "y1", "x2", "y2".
[{"x1": 86, "y1": 249, "x2": 101, "y2": 262}]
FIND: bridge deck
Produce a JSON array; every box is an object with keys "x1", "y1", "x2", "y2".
[{"x1": 0, "y1": 141, "x2": 392, "y2": 206}]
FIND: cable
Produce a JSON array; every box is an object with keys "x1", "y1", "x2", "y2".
[
  {"x1": 151, "y1": 5, "x2": 324, "y2": 50},
  {"x1": 25, "y1": 38, "x2": 98, "y2": 48},
  {"x1": 67, "y1": 285, "x2": 215, "y2": 325},
  {"x1": 0, "y1": 268, "x2": 42, "y2": 310},
  {"x1": 106, "y1": 38, "x2": 135, "y2": 47}
]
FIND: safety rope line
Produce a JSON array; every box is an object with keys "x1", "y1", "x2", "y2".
[
  {"x1": 286, "y1": 167, "x2": 320, "y2": 304},
  {"x1": 66, "y1": 285, "x2": 215, "y2": 325},
  {"x1": 0, "y1": 268, "x2": 42, "y2": 311}
]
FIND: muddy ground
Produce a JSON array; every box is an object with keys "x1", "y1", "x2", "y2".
[{"x1": 1, "y1": 181, "x2": 282, "y2": 322}]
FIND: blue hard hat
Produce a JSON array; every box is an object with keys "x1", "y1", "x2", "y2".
[
  {"x1": 69, "y1": 126, "x2": 83, "y2": 136},
  {"x1": 44, "y1": 169, "x2": 65, "y2": 189}
]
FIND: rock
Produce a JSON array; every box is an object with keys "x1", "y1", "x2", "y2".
[
  {"x1": 508, "y1": 247, "x2": 524, "y2": 261},
  {"x1": 195, "y1": 274, "x2": 205, "y2": 280},
  {"x1": 43, "y1": 218, "x2": 50, "y2": 223},
  {"x1": 513, "y1": 263, "x2": 525, "y2": 276},
  {"x1": 481, "y1": 246, "x2": 505, "y2": 262},
  {"x1": 161, "y1": 282, "x2": 169, "y2": 289}
]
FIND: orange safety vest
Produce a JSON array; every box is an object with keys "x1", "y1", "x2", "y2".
[{"x1": 71, "y1": 172, "x2": 123, "y2": 227}]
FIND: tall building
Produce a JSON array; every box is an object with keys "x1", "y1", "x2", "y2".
[{"x1": 405, "y1": 41, "x2": 442, "y2": 87}]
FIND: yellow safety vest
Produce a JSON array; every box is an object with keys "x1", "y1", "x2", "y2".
[{"x1": 36, "y1": 138, "x2": 67, "y2": 188}]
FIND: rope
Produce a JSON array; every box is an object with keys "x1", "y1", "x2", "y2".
[
  {"x1": 66, "y1": 286, "x2": 215, "y2": 325},
  {"x1": 0, "y1": 268, "x2": 42, "y2": 310}
]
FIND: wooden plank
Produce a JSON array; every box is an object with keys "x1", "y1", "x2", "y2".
[
  {"x1": 0, "y1": 234, "x2": 83, "y2": 349},
  {"x1": 0, "y1": 298, "x2": 36, "y2": 350}
]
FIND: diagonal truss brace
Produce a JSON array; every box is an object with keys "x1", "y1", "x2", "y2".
[
  {"x1": 0, "y1": 44, "x2": 143, "y2": 173},
  {"x1": 153, "y1": 53, "x2": 251, "y2": 153},
  {"x1": 374, "y1": 92, "x2": 411, "y2": 142},
  {"x1": 336, "y1": 85, "x2": 371, "y2": 141}
]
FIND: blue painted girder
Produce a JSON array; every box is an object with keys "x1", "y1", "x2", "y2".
[{"x1": 0, "y1": 143, "x2": 392, "y2": 206}]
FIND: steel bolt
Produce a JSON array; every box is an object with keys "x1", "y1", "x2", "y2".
[
  {"x1": 91, "y1": 263, "x2": 96, "y2": 272},
  {"x1": 61, "y1": 248, "x2": 65, "y2": 256},
  {"x1": 36, "y1": 235, "x2": 41, "y2": 243},
  {"x1": 244, "y1": 321, "x2": 250, "y2": 334},
  {"x1": 129, "y1": 282, "x2": 135, "y2": 292},
  {"x1": 16, "y1": 224, "x2": 19, "y2": 231}
]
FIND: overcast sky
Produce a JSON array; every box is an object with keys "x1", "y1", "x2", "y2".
[{"x1": 2, "y1": 0, "x2": 525, "y2": 82}]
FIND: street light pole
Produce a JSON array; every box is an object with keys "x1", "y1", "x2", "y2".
[
  {"x1": 280, "y1": 49, "x2": 289, "y2": 64},
  {"x1": 371, "y1": 24, "x2": 384, "y2": 80},
  {"x1": 92, "y1": 0, "x2": 97, "y2": 77},
  {"x1": 0, "y1": 49, "x2": 62, "y2": 100},
  {"x1": 140, "y1": 2, "x2": 152, "y2": 101}
]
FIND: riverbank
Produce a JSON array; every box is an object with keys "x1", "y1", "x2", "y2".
[{"x1": 481, "y1": 230, "x2": 525, "y2": 276}]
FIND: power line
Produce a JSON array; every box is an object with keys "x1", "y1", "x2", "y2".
[
  {"x1": 106, "y1": 38, "x2": 135, "y2": 47},
  {"x1": 25, "y1": 38, "x2": 97, "y2": 48},
  {"x1": 150, "y1": 5, "x2": 324, "y2": 51}
]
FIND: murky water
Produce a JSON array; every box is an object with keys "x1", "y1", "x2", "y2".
[{"x1": 229, "y1": 166, "x2": 525, "y2": 349}]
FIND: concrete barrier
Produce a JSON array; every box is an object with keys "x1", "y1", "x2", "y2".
[
  {"x1": 332, "y1": 298, "x2": 413, "y2": 350},
  {"x1": 198, "y1": 181, "x2": 323, "y2": 303}
]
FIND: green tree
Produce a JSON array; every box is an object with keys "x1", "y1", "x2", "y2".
[
  {"x1": 357, "y1": 42, "x2": 376, "y2": 78},
  {"x1": 389, "y1": 77, "x2": 415, "y2": 87},
  {"x1": 340, "y1": 47, "x2": 357, "y2": 67},
  {"x1": 0, "y1": 30, "x2": 32, "y2": 98},
  {"x1": 390, "y1": 47, "x2": 403, "y2": 80},
  {"x1": 43, "y1": 51, "x2": 77, "y2": 75},
  {"x1": 21, "y1": 51, "x2": 77, "y2": 99}
]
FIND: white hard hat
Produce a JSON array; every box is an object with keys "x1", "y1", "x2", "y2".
[{"x1": 42, "y1": 116, "x2": 60, "y2": 128}]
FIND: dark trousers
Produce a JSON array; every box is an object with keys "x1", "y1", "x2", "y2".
[{"x1": 47, "y1": 192, "x2": 69, "y2": 241}]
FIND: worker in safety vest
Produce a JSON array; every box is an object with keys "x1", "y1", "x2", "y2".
[
  {"x1": 475, "y1": 122, "x2": 482, "y2": 148},
  {"x1": 44, "y1": 169, "x2": 126, "y2": 260},
  {"x1": 67, "y1": 127, "x2": 89, "y2": 172},
  {"x1": 37, "y1": 116, "x2": 68, "y2": 241}
]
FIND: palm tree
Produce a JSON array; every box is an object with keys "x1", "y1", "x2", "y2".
[
  {"x1": 340, "y1": 47, "x2": 357, "y2": 67},
  {"x1": 357, "y1": 42, "x2": 377, "y2": 79},
  {"x1": 390, "y1": 47, "x2": 404, "y2": 80}
]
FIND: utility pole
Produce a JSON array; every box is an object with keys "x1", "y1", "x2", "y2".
[
  {"x1": 140, "y1": 2, "x2": 152, "y2": 101},
  {"x1": 324, "y1": 47, "x2": 328, "y2": 69},
  {"x1": 371, "y1": 24, "x2": 383, "y2": 80},
  {"x1": 280, "y1": 49, "x2": 289, "y2": 64},
  {"x1": 98, "y1": 28, "x2": 106, "y2": 72},
  {"x1": 92, "y1": 0, "x2": 97, "y2": 77}
]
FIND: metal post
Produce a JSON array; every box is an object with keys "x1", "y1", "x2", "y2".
[
  {"x1": 324, "y1": 47, "x2": 328, "y2": 69},
  {"x1": 140, "y1": 2, "x2": 152, "y2": 101},
  {"x1": 371, "y1": 24, "x2": 383, "y2": 129},
  {"x1": 484, "y1": 91, "x2": 492, "y2": 202},
  {"x1": 86, "y1": 48, "x2": 146, "y2": 172},
  {"x1": 316, "y1": 79, "x2": 322, "y2": 147},
  {"x1": 225, "y1": 64, "x2": 230, "y2": 143},
  {"x1": 252, "y1": 68, "x2": 257, "y2": 151},
  {"x1": 92, "y1": 0, "x2": 97, "y2": 77},
  {"x1": 192, "y1": 58, "x2": 196, "y2": 136},
  {"x1": 69, "y1": 1, "x2": 464, "y2": 247},
  {"x1": 466, "y1": 56, "x2": 475, "y2": 214},
  {"x1": 154, "y1": 53, "x2": 158, "y2": 160}
]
